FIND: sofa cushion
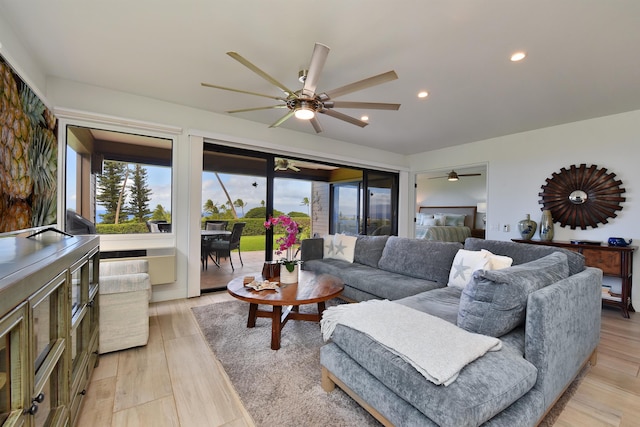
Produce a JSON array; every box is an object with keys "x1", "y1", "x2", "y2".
[
  {"x1": 395, "y1": 286, "x2": 462, "y2": 324},
  {"x1": 464, "y1": 238, "x2": 585, "y2": 276},
  {"x1": 329, "y1": 324, "x2": 538, "y2": 427},
  {"x1": 378, "y1": 237, "x2": 462, "y2": 284},
  {"x1": 340, "y1": 265, "x2": 443, "y2": 300},
  {"x1": 354, "y1": 235, "x2": 389, "y2": 267},
  {"x1": 457, "y1": 252, "x2": 570, "y2": 337}
]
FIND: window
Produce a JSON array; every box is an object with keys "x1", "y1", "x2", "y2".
[{"x1": 65, "y1": 126, "x2": 172, "y2": 234}]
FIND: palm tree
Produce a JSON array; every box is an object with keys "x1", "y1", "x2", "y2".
[
  {"x1": 300, "y1": 197, "x2": 310, "y2": 216},
  {"x1": 234, "y1": 199, "x2": 246, "y2": 217},
  {"x1": 214, "y1": 172, "x2": 238, "y2": 219},
  {"x1": 203, "y1": 199, "x2": 219, "y2": 216}
]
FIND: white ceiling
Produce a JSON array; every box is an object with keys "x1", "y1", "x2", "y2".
[{"x1": 2, "y1": 1, "x2": 639, "y2": 155}]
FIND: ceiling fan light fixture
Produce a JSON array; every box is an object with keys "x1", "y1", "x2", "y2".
[
  {"x1": 447, "y1": 171, "x2": 459, "y2": 181},
  {"x1": 294, "y1": 107, "x2": 315, "y2": 120}
]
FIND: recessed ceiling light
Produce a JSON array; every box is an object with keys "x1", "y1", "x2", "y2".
[
  {"x1": 510, "y1": 52, "x2": 526, "y2": 62},
  {"x1": 418, "y1": 91, "x2": 429, "y2": 98},
  {"x1": 361, "y1": 115, "x2": 369, "y2": 121}
]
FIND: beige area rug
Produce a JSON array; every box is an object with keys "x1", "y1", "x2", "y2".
[{"x1": 192, "y1": 300, "x2": 587, "y2": 426}]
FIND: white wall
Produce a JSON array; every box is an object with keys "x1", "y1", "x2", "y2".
[{"x1": 409, "y1": 110, "x2": 640, "y2": 308}]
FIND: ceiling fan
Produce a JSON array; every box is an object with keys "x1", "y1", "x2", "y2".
[
  {"x1": 429, "y1": 170, "x2": 482, "y2": 181},
  {"x1": 201, "y1": 43, "x2": 400, "y2": 133},
  {"x1": 274, "y1": 158, "x2": 300, "y2": 172}
]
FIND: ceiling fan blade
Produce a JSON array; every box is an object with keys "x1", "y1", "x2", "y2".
[
  {"x1": 269, "y1": 110, "x2": 296, "y2": 128},
  {"x1": 302, "y1": 43, "x2": 330, "y2": 97},
  {"x1": 458, "y1": 173, "x2": 482, "y2": 177},
  {"x1": 227, "y1": 51, "x2": 298, "y2": 97},
  {"x1": 320, "y1": 109, "x2": 368, "y2": 128},
  {"x1": 326, "y1": 101, "x2": 401, "y2": 110},
  {"x1": 310, "y1": 116, "x2": 323, "y2": 133},
  {"x1": 201, "y1": 82, "x2": 286, "y2": 101},
  {"x1": 227, "y1": 105, "x2": 287, "y2": 113},
  {"x1": 428, "y1": 176, "x2": 448, "y2": 180},
  {"x1": 321, "y1": 70, "x2": 398, "y2": 100}
]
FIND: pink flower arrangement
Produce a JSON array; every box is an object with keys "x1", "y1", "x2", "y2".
[{"x1": 264, "y1": 214, "x2": 300, "y2": 260}]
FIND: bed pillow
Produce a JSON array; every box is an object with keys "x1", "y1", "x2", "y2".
[
  {"x1": 457, "y1": 252, "x2": 569, "y2": 337},
  {"x1": 422, "y1": 217, "x2": 438, "y2": 226},
  {"x1": 447, "y1": 249, "x2": 489, "y2": 289},
  {"x1": 440, "y1": 213, "x2": 466, "y2": 226},
  {"x1": 416, "y1": 213, "x2": 434, "y2": 225},
  {"x1": 434, "y1": 214, "x2": 447, "y2": 226}
]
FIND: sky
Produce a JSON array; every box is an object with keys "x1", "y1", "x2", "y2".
[{"x1": 202, "y1": 173, "x2": 312, "y2": 217}]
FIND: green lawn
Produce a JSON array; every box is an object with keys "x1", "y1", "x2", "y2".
[
  {"x1": 240, "y1": 235, "x2": 267, "y2": 252},
  {"x1": 240, "y1": 234, "x2": 301, "y2": 253}
]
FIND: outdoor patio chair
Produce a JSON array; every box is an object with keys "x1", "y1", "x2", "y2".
[
  {"x1": 205, "y1": 220, "x2": 228, "y2": 230},
  {"x1": 210, "y1": 222, "x2": 246, "y2": 270}
]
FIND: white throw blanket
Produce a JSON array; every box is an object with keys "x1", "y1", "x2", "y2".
[{"x1": 320, "y1": 300, "x2": 502, "y2": 386}]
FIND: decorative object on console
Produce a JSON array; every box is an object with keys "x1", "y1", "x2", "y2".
[
  {"x1": 608, "y1": 237, "x2": 632, "y2": 247},
  {"x1": 539, "y1": 210, "x2": 554, "y2": 241},
  {"x1": 517, "y1": 214, "x2": 537, "y2": 240},
  {"x1": 538, "y1": 164, "x2": 625, "y2": 229}
]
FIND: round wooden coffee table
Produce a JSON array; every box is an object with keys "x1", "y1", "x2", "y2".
[{"x1": 227, "y1": 270, "x2": 344, "y2": 350}]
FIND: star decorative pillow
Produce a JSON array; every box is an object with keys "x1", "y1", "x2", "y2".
[
  {"x1": 331, "y1": 234, "x2": 358, "y2": 263},
  {"x1": 323, "y1": 234, "x2": 336, "y2": 258},
  {"x1": 447, "y1": 249, "x2": 491, "y2": 289}
]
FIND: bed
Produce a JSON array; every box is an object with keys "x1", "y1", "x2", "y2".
[{"x1": 415, "y1": 206, "x2": 477, "y2": 242}]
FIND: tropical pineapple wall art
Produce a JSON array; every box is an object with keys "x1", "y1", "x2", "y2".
[{"x1": 0, "y1": 54, "x2": 58, "y2": 233}]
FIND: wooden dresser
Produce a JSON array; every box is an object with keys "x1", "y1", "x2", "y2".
[{"x1": 513, "y1": 239, "x2": 636, "y2": 318}]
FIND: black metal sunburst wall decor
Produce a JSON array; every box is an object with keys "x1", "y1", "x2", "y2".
[{"x1": 538, "y1": 164, "x2": 626, "y2": 230}]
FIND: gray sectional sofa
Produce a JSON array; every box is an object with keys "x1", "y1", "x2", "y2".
[{"x1": 301, "y1": 236, "x2": 602, "y2": 427}]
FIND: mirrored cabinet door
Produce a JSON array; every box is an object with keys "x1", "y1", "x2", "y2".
[
  {"x1": 0, "y1": 303, "x2": 28, "y2": 427},
  {"x1": 29, "y1": 271, "x2": 68, "y2": 427}
]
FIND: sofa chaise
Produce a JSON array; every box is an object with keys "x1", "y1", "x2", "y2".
[{"x1": 301, "y1": 236, "x2": 602, "y2": 427}]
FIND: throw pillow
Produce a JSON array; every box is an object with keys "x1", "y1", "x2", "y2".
[
  {"x1": 481, "y1": 249, "x2": 514, "y2": 270},
  {"x1": 332, "y1": 234, "x2": 358, "y2": 263},
  {"x1": 457, "y1": 252, "x2": 570, "y2": 337},
  {"x1": 323, "y1": 234, "x2": 335, "y2": 259},
  {"x1": 447, "y1": 249, "x2": 490, "y2": 289}
]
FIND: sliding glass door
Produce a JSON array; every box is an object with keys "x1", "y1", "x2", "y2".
[{"x1": 330, "y1": 170, "x2": 398, "y2": 236}]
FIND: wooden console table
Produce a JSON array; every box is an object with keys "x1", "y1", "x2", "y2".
[{"x1": 513, "y1": 239, "x2": 636, "y2": 318}]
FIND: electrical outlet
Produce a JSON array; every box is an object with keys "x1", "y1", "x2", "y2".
[{"x1": 503, "y1": 224, "x2": 510, "y2": 232}]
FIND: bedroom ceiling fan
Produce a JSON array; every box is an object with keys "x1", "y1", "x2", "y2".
[
  {"x1": 274, "y1": 158, "x2": 300, "y2": 172},
  {"x1": 201, "y1": 43, "x2": 400, "y2": 133},
  {"x1": 429, "y1": 170, "x2": 482, "y2": 181}
]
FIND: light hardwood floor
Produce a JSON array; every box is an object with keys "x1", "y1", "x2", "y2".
[{"x1": 77, "y1": 294, "x2": 640, "y2": 426}]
